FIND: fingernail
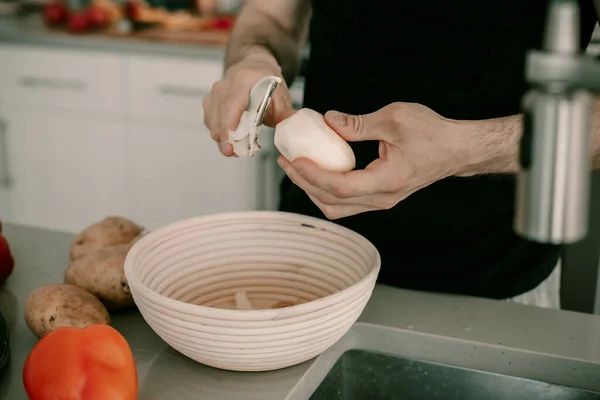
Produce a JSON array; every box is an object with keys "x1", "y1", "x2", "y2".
[{"x1": 325, "y1": 110, "x2": 348, "y2": 127}]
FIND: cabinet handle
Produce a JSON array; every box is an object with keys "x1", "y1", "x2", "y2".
[
  {"x1": 0, "y1": 119, "x2": 11, "y2": 188},
  {"x1": 19, "y1": 76, "x2": 87, "y2": 92},
  {"x1": 157, "y1": 85, "x2": 209, "y2": 99}
]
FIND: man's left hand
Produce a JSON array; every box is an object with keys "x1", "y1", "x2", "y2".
[{"x1": 277, "y1": 102, "x2": 473, "y2": 220}]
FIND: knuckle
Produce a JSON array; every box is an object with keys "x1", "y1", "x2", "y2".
[
  {"x1": 219, "y1": 130, "x2": 231, "y2": 143},
  {"x1": 351, "y1": 115, "x2": 365, "y2": 136},
  {"x1": 211, "y1": 79, "x2": 225, "y2": 93},
  {"x1": 314, "y1": 192, "x2": 335, "y2": 205},
  {"x1": 388, "y1": 103, "x2": 406, "y2": 127},
  {"x1": 378, "y1": 197, "x2": 397, "y2": 210},
  {"x1": 209, "y1": 130, "x2": 221, "y2": 142},
  {"x1": 385, "y1": 170, "x2": 411, "y2": 193},
  {"x1": 320, "y1": 206, "x2": 336, "y2": 220},
  {"x1": 233, "y1": 68, "x2": 257, "y2": 86},
  {"x1": 383, "y1": 178, "x2": 403, "y2": 194},
  {"x1": 331, "y1": 184, "x2": 351, "y2": 199}
]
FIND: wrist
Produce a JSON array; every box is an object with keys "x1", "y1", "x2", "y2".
[
  {"x1": 450, "y1": 116, "x2": 523, "y2": 177},
  {"x1": 225, "y1": 49, "x2": 283, "y2": 78},
  {"x1": 441, "y1": 118, "x2": 484, "y2": 177}
]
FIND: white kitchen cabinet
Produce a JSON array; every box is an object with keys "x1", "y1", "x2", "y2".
[
  {"x1": 128, "y1": 123, "x2": 261, "y2": 230},
  {"x1": 0, "y1": 107, "x2": 130, "y2": 233},
  {"x1": 126, "y1": 54, "x2": 222, "y2": 128},
  {"x1": 0, "y1": 44, "x2": 297, "y2": 233},
  {"x1": 0, "y1": 45, "x2": 123, "y2": 115},
  {"x1": 125, "y1": 54, "x2": 279, "y2": 229}
]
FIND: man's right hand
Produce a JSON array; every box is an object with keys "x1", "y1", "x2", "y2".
[{"x1": 203, "y1": 58, "x2": 294, "y2": 157}]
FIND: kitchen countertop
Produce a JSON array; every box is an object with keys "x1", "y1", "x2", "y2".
[
  {"x1": 1, "y1": 222, "x2": 600, "y2": 399},
  {"x1": 0, "y1": 12, "x2": 228, "y2": 60},
  {"x1": 0, "y1": 12, "x2": 312, "y2": 65}
]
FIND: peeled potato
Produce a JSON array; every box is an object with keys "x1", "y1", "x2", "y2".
[
  {"x1": 24, "y1": 283, "x2": 110, "y2": 338},
  {"x1": 70, "y1": 216, "x2": 143, "y2": 261},
  {"x1": 274, "y1": 108, "x2": 356, "y2": 172},
  {"x1": 65, "y1": 244, "x2": 135, "y2": 310}
]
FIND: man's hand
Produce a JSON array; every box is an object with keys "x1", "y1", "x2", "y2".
[
  {"x1": 202, "y1": 56, "x2": 294, "y2": 157},
  {"x1": 277, "y1": 103, "x2": 472, "y2": 220}
]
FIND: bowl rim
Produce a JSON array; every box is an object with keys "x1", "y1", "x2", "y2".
[{"x1": 124, "y1": 210, "x2": 381, "y2": 319}]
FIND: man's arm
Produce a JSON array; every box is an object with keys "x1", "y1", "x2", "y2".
[
  {"x1": 223, "y1": 0, "x2": 311, "y2": 84},
  {"x1": 457, "y1": 1, "x2": 600, "y2": 177},
  {"x1": 457, "y1": 99, "x2": 600, "y2": 176}
]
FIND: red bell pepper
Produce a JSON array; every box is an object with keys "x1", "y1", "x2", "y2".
[{"x1": 23, "y1": 324, "x2": 138, "y2": 400}]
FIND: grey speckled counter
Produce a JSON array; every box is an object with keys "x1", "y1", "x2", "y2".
[{"x1": 1, "y1": 223, "x2": 600, "y2": 399}]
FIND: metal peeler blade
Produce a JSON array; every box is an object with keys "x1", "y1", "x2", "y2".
[
  {"x1": 250, "y1": 77, "x2": 281, "y2": 129},
  {"x1": 228, "y1": 75, "x2": 283, "y2": 157}
]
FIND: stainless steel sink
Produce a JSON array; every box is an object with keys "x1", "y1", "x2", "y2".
[
  {"x1": 309, "y1": 349, "x2": 599, "y2": 400},
  {"x1": 286, "y1": 323, "x2": 600, "y2": 400}
]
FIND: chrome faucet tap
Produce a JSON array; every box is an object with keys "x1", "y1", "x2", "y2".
[{"x1": 515, "y1": 0, "x2": 600, "y2": 244}]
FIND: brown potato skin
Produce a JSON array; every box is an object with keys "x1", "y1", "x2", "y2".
[
  {"x1": 70, "y1": 216, "x2": 143, "y2": 261},
  {"x1": 24, "y1": 284, "x2": 110, "y2": 338},
  {"x1": 65, "y1": 244, "x2": 135, "y2": 310}
]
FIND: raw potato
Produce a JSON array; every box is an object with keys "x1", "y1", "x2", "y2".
[
  {"x1": 70, "y1": 216, "x2": 143, "y2": 261},
  {"x1": 65, "y1": 244, "x2": 135, "y2": 310},
  {"x1": 24, "y1": 283, "x2": 110, "y2": 338},
  {"x1": 274, "y1": 108, "x2": 356, "y2": 172}
]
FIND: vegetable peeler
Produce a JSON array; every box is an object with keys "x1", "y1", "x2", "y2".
[{"x1": 227, "y1": 75, "x2": 282, "y2": 157}]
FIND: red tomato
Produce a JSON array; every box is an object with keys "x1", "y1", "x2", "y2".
[
  {"x1": 23, "y1": 324, "x2": 138, "y2": 400},
  {"x1": 212, "y1": 17, "x2": 234, "y2": 30},
  {"x1": 0, "y1": 234, "x2": 14, "y2": 283},
  {"x1": 67, "y1": 11, "x2": 92, "y2": 33},
  {"x1": 43, "y1": 1, "x2": 69, "y2": 26},
  {"x1": 86, "y1": 6, "x2": 109, "y2": 28}
]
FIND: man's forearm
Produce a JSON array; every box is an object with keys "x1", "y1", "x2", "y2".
[
  {"x1": 223, "y1": 1, "x2": 310, "y2": 84},
  {"x1": 457, "y1": 97, "x2": 600, "y2": 176}
]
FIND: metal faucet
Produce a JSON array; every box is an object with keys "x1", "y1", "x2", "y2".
[
  {"x1": 515, "y1": 0, "x2": 600, "y2": 314},
  {"x1": 516, "y1": 0, "x2": 600, "y2": 244}
]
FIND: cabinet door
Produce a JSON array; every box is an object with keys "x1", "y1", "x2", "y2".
[
  {"x1": 127, "y1": 55, "x2": 222, "y2": 127},
  {"x1": 0, "y1": 108, "x2": 131, "y2": 233},
  {"x1": 129, "y1": 124, "x2": 261, "y2": 230},
  {"x1": 0, "y1": 45, "x2": 123, "y2": 114}
]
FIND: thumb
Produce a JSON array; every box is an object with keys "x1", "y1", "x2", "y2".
[{"x1": 324, "y1": 110, "x2": 381, "y2": 142}]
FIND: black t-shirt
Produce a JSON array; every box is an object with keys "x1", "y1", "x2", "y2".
[{"x1": 279, "y1": 0, "x2": 599, "y2": 299}]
